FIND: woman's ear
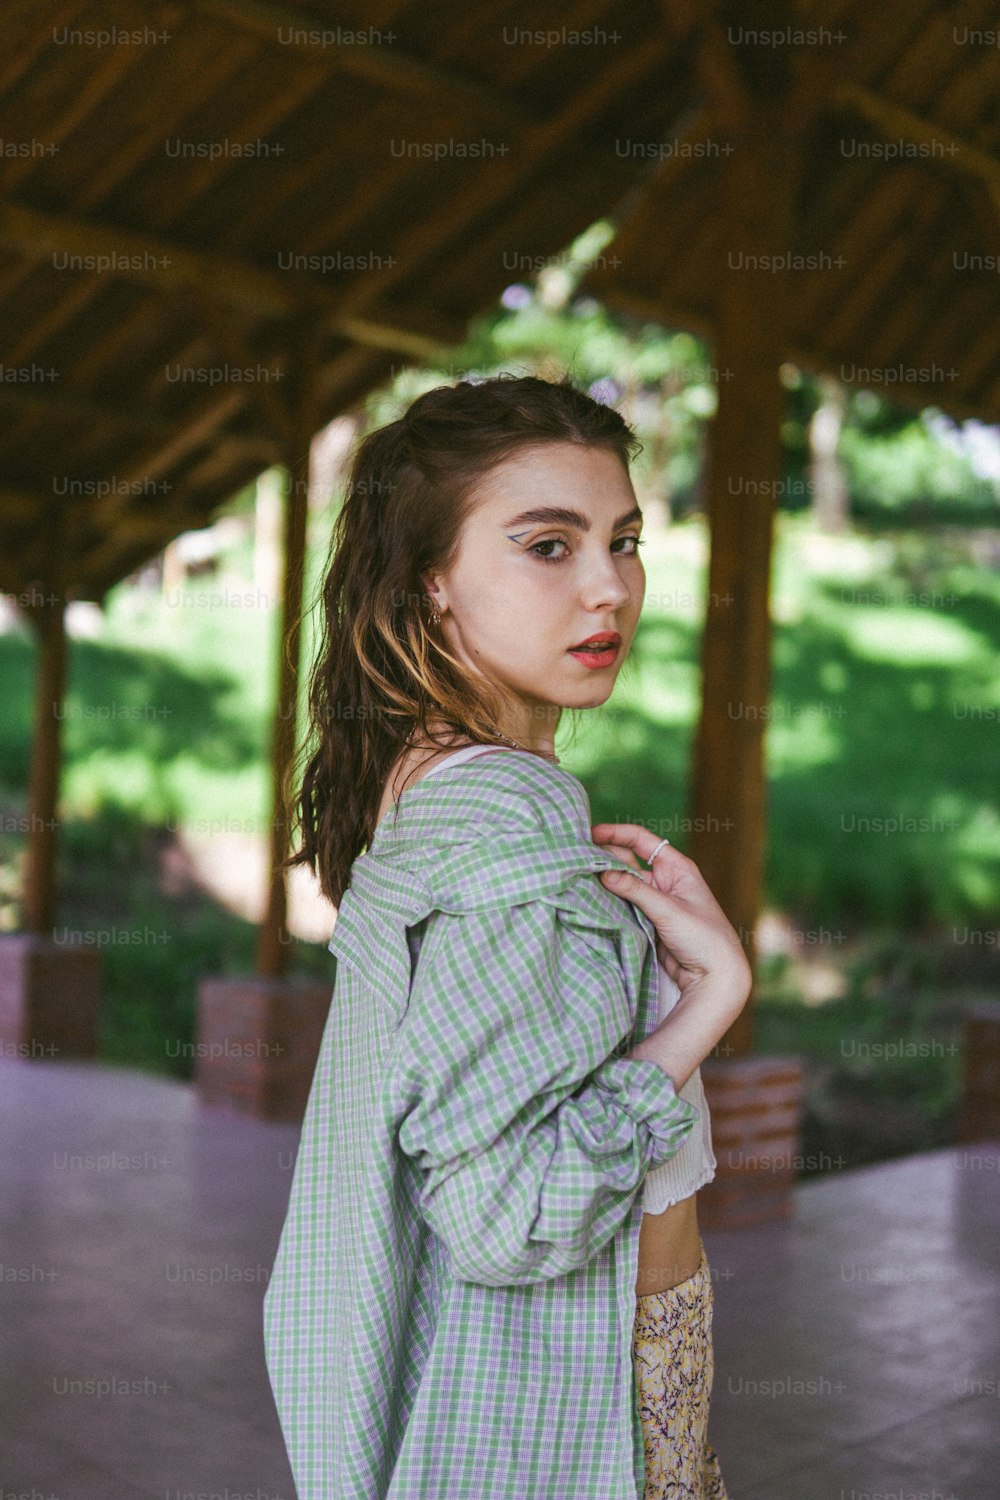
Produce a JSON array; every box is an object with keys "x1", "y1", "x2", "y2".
[{"x1": 422, "y1": 574, "x2": 445, "y2": 612}]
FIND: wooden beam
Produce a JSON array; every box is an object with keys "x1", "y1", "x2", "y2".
[
  {"x1": 88, "y1": 391, "x2": 247, "y2": 546},
  {"x1": 192, "y1": 293, "x2": 297, "y2": 446},
  {"x1": 0, "y1": 486, "x2": 51, "y2": 524},
  {"x1": 951, "y1": 287, "x2": 1000, "y2": 395},
  {"x1": 179, "y1": 433, "x2": 280, "y2": 490},
  {"x1": 640, "y1": 103, "x2": 720, "y2": 199},
  {"x1": 658, "y1": 0, "x2": 758, "y2": 133},
  {"x1": 4, "y1": 271, "x2": 107, "y2": 368},
  {"x1": 0, "y1": 25, "x2": 143, "y2": 195},
  {"x1": 573, "y1": 270, "x2": 1000, "y2": 427},
  {"x1": 863, "y1": 193, "x2": 960, "y2": 373},
  {"x1": 74, "y1": 30, "x2": 262, "y2": 214},
  {"x1": 834, "y1": 82, "x2": 1000, "y2": 212},
  {"x1": 191, "y1": 0, "x2": 541, "y2": 131},
  {"x1": 690, "y1": 14, "x2": 760, "y2": 132},
  {"x1": 0, "y1": 198, "x2": 453, "y2": 357},
  {"x1": 337, "y1": 30, "x2": 673, "y2": 318},
  {"x1": 64, "y1": 497, "x2": 248, "y2": 602},
  {"x1": 0, "y1": 0, "x2": 90, "y2": 94},
  {"x1": 0, "y1": 385, "x2": 192, "y2": 443},
  {"x1": 587, "y1": 278, "x2": 716, "y2": 342},
  {"x1": 0, "y1": 199, "x2": 286, "y2": 316},
  {"x1": 214, "y1": 7, "x2": 645, "y2": 263},
  {"x1": 795, "y1": 170, "x2": 916, "y2": 336}
]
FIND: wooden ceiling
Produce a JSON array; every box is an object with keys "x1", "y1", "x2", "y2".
[
  {"x1": 2, "y1": 1, "x2": 998, "y2": 604},
  {"x1": 0, "y1": 0, "x2": 690, "y2": 601},
  {"x1": 583, "y1": 1, "x2": 1000, "y2": 431}
]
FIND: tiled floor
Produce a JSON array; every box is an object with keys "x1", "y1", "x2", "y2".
[{"x1": 1, "y1": 1058, "x2": 997, "y2": 1499}]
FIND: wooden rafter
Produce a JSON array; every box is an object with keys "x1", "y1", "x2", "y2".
[
  {"x1": 337, "y1": 29, "x2": 674, "y2": 318},
  {"x1": 0, "y1": 29, "x2": 144, "y2": 196},
  {"x1": 4, "y1": 271, "x2": 106, "y2": 368},
  {"x1": 191, "y1": 292, "x2": 297, "y2": 445},
  {"x1": 82, "y1": 388, "x2": 249, "y2": 549},
  {"x1": 0, "y1": 383, "x2": 266, "y2": 451},
  {"x1": 0, "y1": 199, "x2": 459, "y2": 356},
  {"x1": 834, "y1": 82, "x2": 1000, "y2": 213},
  {"x1": 0, "y1": 486, "x2": 48, "y2": 524},
  {"x1": 0, "y1": 0, "x2": 91, "y2": 94},
  {"x1": 191, "y1": 0, "x2": 541, "y2": 131},
  {"x1": 74, "y1": 31, "x2": 263, "y2": 215}
]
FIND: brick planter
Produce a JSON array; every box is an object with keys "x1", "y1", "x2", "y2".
[
  {"x1": 959, "y1": 998, "x2": 1000, "y2": 1143},
  {"x1": 0, "y1": 933, "x2": 101, "y2": 1060},
  {"x1": 697, "y1": 1054, "x2": 806, "y2": 1229},
  {"x1": 194, "y1": 975, "x2": 333, "y2": 1123}
]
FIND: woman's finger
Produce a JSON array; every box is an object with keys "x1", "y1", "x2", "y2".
[
  {"x1": 598, "y1": 840, "x2": 644, "y2": 872},
  {"x1": 592, "y1": 822, "x2": 683, "y2": 871}
]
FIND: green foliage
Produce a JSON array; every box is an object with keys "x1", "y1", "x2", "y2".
[
  {"x1": 840, "y1": 412, "x2": 998, "y2": 519},
  {"x1": 363, "y1": 220, "x2": 720, "y2": 518},
  {"x1": 359, "y1": 220, "x2": 999, "y2": 527}
]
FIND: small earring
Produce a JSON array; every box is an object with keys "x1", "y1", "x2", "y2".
[{"x1": 429, "y1": 605, "x2": 441, "y2": 624}]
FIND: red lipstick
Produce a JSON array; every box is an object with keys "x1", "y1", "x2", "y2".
[{"x1": 567, "y1": 631, "x2": 621, "y2": 669}]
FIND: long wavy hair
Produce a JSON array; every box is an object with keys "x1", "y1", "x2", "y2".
[{"x1": 290, "y1": 372, "x2": 641, "y2": 905}]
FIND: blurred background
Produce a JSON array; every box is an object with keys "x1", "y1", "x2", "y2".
[{"x1": 5, "y1": 276, "x2": 1000, "y2": 1163}]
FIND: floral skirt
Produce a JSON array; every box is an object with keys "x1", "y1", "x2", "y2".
[{"x1": 632, "y1": 1239, "x2": 728, "y2": 1499}]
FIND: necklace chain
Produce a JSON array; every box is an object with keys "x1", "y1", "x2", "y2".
[
  {"x1": 422, "y1": 708, "x2": 559, "y2": 764},
  {"x1": 494, "y1": 731, "x2": 560, "y2": 764}
]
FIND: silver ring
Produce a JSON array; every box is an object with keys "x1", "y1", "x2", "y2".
[{"x1": 647, "y1": 836, "x2": 671, "y2": 864}]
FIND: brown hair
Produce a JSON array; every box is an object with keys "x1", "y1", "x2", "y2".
[{"x1": 290, "y1": 372, "x2": 641, "y2": 905}]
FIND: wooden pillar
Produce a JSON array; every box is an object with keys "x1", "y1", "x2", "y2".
[
  {"x1": 1, "y1": 587, "x2": 101, "y2": 1060},
  {"x1": 192, "y1": 307, "x2": 334, "y2": 1121},
  {"x1": 255, "y1": 463, "x2": 307, "y2": 976},
  {"x1": 687, "y1": 120, "x2": 796, "y2": 1056},
  {"x1": 22, "y1": 592, "x2": 67, "y2": 935},
  {"x1": 255, "y1": 320, "x2": 321, "y2": 978}
]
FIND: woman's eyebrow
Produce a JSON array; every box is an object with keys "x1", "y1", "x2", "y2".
[{"x1": 502, "y1": 504, "x2": 643, "y2": 539}]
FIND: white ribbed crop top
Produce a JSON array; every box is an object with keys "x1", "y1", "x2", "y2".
[{"x1": 416, "y1": 744, "x2": 716, "y2": 1213}]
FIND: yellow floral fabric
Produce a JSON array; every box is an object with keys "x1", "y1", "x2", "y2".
[{"x1": 632, "y1": 1240, "x2": 729, "y2": 1499}]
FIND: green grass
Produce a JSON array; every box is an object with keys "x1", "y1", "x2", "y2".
[
  {"x1": 0, "y1": 515, "x2": 996, "y2": 1165},
  {"x1": 569, "y1": 517, "x2": 1000, "y2": 928}
]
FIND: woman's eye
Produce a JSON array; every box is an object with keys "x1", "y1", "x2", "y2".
[
  {"x1": 528, "y1": 538, "x2": 570, "y2": 562},
  {"x1": 528, "y1": 535, "x2": 645, "y2": 563}
]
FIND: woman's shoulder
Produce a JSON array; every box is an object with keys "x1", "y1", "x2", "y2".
[
  {"x1": 339, "y1": 748, "x2": 650, "y2": 971},
  {"x1": 380, "y1": 746, "x2": 592, "y2": 846}
]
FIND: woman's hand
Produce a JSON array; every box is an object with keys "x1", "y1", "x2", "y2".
[{"x1": 591, "y1": 822, "x2": 752, "y2": 1009}]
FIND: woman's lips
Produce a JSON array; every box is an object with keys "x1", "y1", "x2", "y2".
[{"x1": 567, "y1": 640, "x2": 620, "y2": 668}]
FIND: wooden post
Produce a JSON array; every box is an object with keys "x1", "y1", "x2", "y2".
[
  {"x1": 255, "y1": 464, "x2": 306, "y2": 977},
  {"x1": 687, "y1": 120, "x2": 797, "y2": 1056},
  {"x1": 193, "y1": 308, "x2": 334, "y2": 1123},
  {"x1": 1, "y1": 584, "x2": 101, "y2": 1059},
  {"x1": 255, "y1": 319, "x2": 322, "y2": 978},
  {"x1": 22, "y1": 591, "x2": 67, "y2": 935}
]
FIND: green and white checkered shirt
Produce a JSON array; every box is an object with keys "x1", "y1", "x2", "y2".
[{"x1": 262, "y1": 750, "x2": 700, "y2": 1499}]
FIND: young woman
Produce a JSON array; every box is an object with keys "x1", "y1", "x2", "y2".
[{"x1": 262, "y1": 374, "x2": 751, "y2": 1499}]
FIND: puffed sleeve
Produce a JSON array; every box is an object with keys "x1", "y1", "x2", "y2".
[{"x1": 391, "y1": 885, "x2": 699, "y2": 1287}]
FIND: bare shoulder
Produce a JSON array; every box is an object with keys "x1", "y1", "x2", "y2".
[{"x1": 376, "y1": 738, "x2": 506, "y2": 826}]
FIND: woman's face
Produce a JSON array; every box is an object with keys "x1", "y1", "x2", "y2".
[{"x1": 425, "y1": 441, "x2": 646, "y2": 740}]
